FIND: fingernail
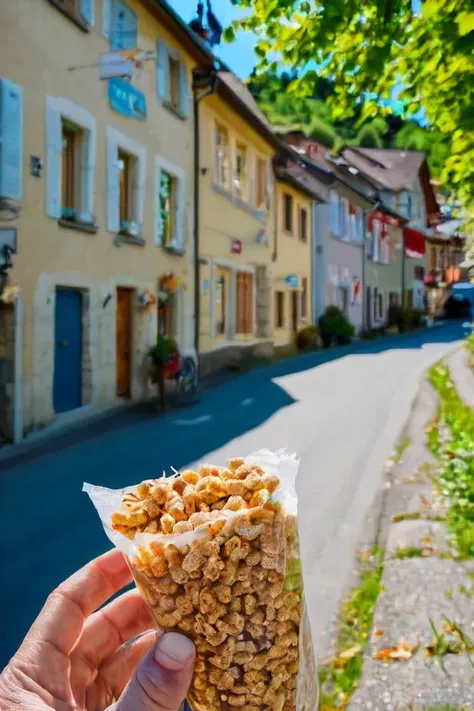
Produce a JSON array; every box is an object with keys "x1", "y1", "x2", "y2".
[{"x1": 155, "y1": 633, "x2": 195, "y2": 671}]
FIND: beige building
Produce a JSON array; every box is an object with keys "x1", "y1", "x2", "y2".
[
  {"x1": 272, "y1": 167, "x2": 315, "y2": 346},
  {"x1": 0, "y1": 0, "x2": 212, "y2": 436},
  {"x1": 196, "y1": 72, "x2": 279, "y2": 373}
]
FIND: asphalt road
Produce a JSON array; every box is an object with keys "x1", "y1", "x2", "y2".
[{"x1": 0, "y1": 323, "x2": 466, "y2": 669}]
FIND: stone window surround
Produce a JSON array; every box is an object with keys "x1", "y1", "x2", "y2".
[
  {"x1": 208, "y1": 258, "x2": 256, "y2": 340},
  {"x1": 46, "y1": 95, "x2": 96, "y2": 223}
]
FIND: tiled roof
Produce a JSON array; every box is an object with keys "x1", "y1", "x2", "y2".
[
  {"x1": 275, "y1": 164, "x2": 329, "y2": 202},
  {"x1": 341, "y1": 147, "x2": 427, "y2": 191},
  {"x1": 217, "y1": 72, "x2": 273, "y2": 132}
]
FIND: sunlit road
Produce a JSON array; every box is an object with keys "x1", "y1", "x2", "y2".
[{"x1": 0, "y1": 323, "x2": 465, "y2": 668}]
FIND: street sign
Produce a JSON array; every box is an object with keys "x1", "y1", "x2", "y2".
[
  {"x1": 108, "y1": 77, "x2": 146, "y2": 119},
  {"x1": 285, "y1": 274, "x2": 298, "y2": 288},
  {"x1": 99, "y1": 52, "x2": 134, "y2": 79}
]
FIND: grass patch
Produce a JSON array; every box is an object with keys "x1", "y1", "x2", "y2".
[
  {"x1": 428, "y1": 357, "x2": 474, "y2": 558},
  {"x1": 392, "y1": 436, "x2": 411, "y2": 464},
  {"x1": 318, "y1": 547, "x2": 384, "y2": 709},
  {"x1": 392, "y1": 546, "x2": 423, "y2": 559}
]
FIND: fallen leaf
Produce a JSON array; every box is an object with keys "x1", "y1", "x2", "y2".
[
  {"x1": 420, "y1": 536, "x2": 433, "y2": 544},
  {"x1": 339, "y1": 644, "x2": 362, "y2": 660},
  {"x1": 373, "y1": 628, "x2": 385, "y2": 639},
  {"x1": 373, "y1": 641, "x2": 419, "y2": 663}
]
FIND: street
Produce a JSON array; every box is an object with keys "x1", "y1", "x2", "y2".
[{"x1": 0, "y1": 323, "x2": 465, "y2": 670}]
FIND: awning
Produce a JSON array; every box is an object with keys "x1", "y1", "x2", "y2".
[{"x1": 404, "y1": 227, "x2": 425, "y2": 258}]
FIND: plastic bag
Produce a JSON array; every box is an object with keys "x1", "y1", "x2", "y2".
[{"x1": 84, "y1": 449, "x2": 318, "y2": 711}]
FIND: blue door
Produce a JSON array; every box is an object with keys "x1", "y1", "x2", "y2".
[{"x1": 53, "y1": 289, "x2": 83, "y2": 413}]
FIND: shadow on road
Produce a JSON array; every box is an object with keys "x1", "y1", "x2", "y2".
[{"x1": 0, "y1": 320, "x2": 466, "y2": 669}]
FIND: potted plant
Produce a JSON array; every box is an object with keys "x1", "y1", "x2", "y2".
[{"x1": 149, "y1": 334, "x2": 180, "y2": 410}]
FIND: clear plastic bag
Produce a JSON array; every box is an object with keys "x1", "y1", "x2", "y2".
[{"x1": 84, "y1": 449, "x2": 318, "y2": 711}]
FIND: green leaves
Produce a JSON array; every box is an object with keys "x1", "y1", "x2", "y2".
[{"x1": 456, "y1": 11, "x2": 474, "y2": 35}]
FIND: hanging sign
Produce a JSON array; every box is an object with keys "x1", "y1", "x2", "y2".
[
  {"x1": 100, "y1": 52, "x2": 134, "y2": 79},
  {"x1": 108, "y1": 77, "x2": 146, "y2": 119}
]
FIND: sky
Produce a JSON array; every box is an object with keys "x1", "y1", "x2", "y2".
[{"x1": 172, "y1": 0, "x2": 257, "y2": 79}]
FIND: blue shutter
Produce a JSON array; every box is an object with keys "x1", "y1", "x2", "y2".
[
  {"x1": 0, "y1": 78, "x2": 23, "y2": 202},
  {"x1": 110, "y1": 0, "x2": 137, "y2": 51},
  {"x1": 107, "y1": 139, "x2": 119, "y2": 232},
  {"x1": 156, "y1": 38, "x2": 170, "y2": 100},
  {"x1": 80, "y1": 0, "x2": 94, "y2": 27},
  {"x1": 179, "y1": 61, "x2": 189, "y2": 117},
  {"x1": 330, "y1": 192, "x2": 339, "y2": 235},
  {"x1": 45, "y1": 101, "x2": 62, "y2": 218}
]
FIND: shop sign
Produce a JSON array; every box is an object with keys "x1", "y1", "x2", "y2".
[
  {"x1": 231, "y1": 238, "x2": 242, "y2": 254},
  {"x1": 285, "y1": 274, "x2": 299, "y2": 288},
  {"x1": 108, "y1": 77, "x2": 146, "y2": 119}
]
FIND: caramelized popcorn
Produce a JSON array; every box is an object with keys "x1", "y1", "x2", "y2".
[{"x1": 97, "y1": 453, "x2": 318, "y2": 711}]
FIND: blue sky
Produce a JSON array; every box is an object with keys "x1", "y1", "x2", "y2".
[{"x1": 172, "y1": 0, "x2": 257, "y2": 78}]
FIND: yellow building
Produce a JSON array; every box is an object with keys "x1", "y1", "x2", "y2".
[
  {"x1": 196, "y1": 72, "x2": 280, "y2": 372},
  {"x1": 272, "y1": 167, "x2": 315, "y2": 346},
  {"x1": 0, "y1": 0, "x2": 211, "y2": 436}
]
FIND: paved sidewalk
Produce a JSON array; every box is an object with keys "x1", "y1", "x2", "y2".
[{"x1": 349, "y1": 347, "x2": 474, "y2": 711}]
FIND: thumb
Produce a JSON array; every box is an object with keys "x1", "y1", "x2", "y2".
[{"x1": 111, "y1": 632, "x2": 195, "y2": 711}]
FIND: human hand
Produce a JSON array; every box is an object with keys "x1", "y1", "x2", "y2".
[{"x1": 0, "y1": 549, "x2": 195, "y2": 711}]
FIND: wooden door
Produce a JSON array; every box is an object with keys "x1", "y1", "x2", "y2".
[
  {"x1": 116, "y1": 288, "x2": 132, "y2": 397},
  {"x1": 291, "y1": 291, "x2": 298, "y2": 334}
]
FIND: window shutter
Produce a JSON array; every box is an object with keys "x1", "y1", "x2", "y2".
[
  {"x1": 78, "y1": 132, "x2": 94, "y2": 224},
  {"x1": 330, "y1": 192, "x2": 339, "y2": 234},
  {"x1": 175, "y1": 176, "x2": 185, "y2": 250},
  {"x1": 0, "y1": 78, "x2": 23, "y2": 202},
  {"x1": 131, "y1": 160, "x2": 144, "y2": 236},
  {"x1": 45, "y1": 101, "x2": 61, "y2": 218},
  {"x1": 179, "y1": 61, "x2": 189, "y2": 118},
  {"x1": 106, "y1": 138, "x2": 119, "y2": 232},
  {"x1": 156, "y1": 38, "x2": 170, "y2": 101},
  {"x1": 80, "y1": 0, "x2": 94, "y2": 27},
  {"x1": 246, "y1": 151, "x2": 255, "y2": 206},
  {"x1": 110, "y1": 0, "x2": 137, "y2": 51}
]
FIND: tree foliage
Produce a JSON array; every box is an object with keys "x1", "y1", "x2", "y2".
[
  {"x1": 229, "y1": 0, "x2": 474, "y2": 211},
  {"x1": 356, "y1": 124, "x2": 383, "y2": 148}
]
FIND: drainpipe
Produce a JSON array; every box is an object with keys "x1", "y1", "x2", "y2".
[
  {"x1": 192, "y1": 71, "x2": 216, "y2": 358},
  {"x1": 401, "y1": 228, "x2": 406, "y2": 307}
]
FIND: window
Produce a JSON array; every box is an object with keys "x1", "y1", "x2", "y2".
[
  {"x1": 49, "y1": 0, "x2": 94, "y2": 30},
  {"x1": 430, "y1": 246, "x2": 437, "y2": 270},
  {"x1": 339, "y1": 197, "x2": 349, "y2": 238},
  {"x1": 399, "y1": 191, "x2": 412, "y2": 219},
  {"x1": 159, "y1": 171, "x2": 177, "y2": 247},
  {"x1": 60, "y1": 120, "x2": 81, "y2": 219},
  {"x1": 106, "y1": 126, "x2": 145, "y2": 237},
  {"x1": 378, "y1": 292, "x2": 384, "y2": 319},
  {"x1": 236, "y1": 272, "x2": 253, "y2": 335},
  {"x1": 0, "y1": 78, "x2": 23, "y2": 203},
  {"x1": 301, "y1": 277, "x2": 308, "y2": 318},
  {"x1": 275, "y1": 291, "x2": 284, "y2": 328},
  {"x1": 156, "y1": 38, "x2": 189, "y2": 118},
  {"x1": 46, "y1": 97, "x2": 96, "y2": 223},
  {"x1": 414, "y1": 265, "x2": 425, "y2": 281},
  {"x1": 234, "y1": 143, "x2": 249, "y2": 201},
  {"x1": 215, "y1": 124, "x2": 230, "y2": 189},
  {"x1": 256, "y1": 157, "x2": 267, "y2": 209},
  {"x1": 107, "y1": 0, "x2": 137, "y2": 50},
  {"x1": 155, "y1": 154, "x2": 186, "y2": 251},
  {"x1": 118, "y1": 148, "x2": 134, "y2": 226},
  {"x1": 283, "y1": 194, "x2": 293, "y2": 233},
  {"x1": 168, "y1": 55, "x2": 180, "y2": 110},
  {"x1": 298, "y1": 207, "x2": 308, "y2": 242}
]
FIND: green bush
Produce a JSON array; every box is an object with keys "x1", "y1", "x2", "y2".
[
  {"x1": 295, "y1": 325, "x2": 321, "y2": 351},
  {"x1": 319, "y1": 306, "x2": 355, "y2": 346},
  {"x1": 149, "y1": 334, "x2": 179, "y2": 364},
  {"x1": 387, "y1": 304, "x2": 424, "y2": 332}
]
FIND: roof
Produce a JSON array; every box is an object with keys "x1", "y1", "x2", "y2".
[
  {"x1": 340, "y1": 147, "x2": 426, "y2": 192},
  {"x1": 275, "y1": 164, "x2": 329, "y2": 202}
]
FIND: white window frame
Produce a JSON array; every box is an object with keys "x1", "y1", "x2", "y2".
[
  {"x1": 106, "y1": 125, "x2": 146, "y2": 236},
  {"x1": 209, "y1": 259, "x2": 256, "y2": 340},
  {"x1": 45, "y1": 96, "x2": 96, "y2": 223},
  {"x1": 213, "y1": 119, "x2": 231, "y2": 191},
  {"x1": 155, "y1": 153, "x2": 186, "y2": 252}
]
